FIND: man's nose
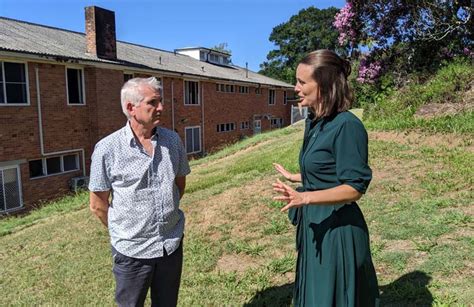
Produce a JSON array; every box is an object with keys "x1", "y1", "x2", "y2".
[{"x1": 157, "y1": 101, "x2": 164, "y2": 111}]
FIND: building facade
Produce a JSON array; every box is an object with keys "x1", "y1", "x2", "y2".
[{"x1": 0, "y1": 7, "x2": 293, "y2": 213}]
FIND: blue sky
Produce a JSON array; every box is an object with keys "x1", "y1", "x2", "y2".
[{"x1": 0, "y1": 0, "x2": 345, "y2": 71}]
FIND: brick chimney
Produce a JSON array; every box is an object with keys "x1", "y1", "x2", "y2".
[{"x1": 85, "y1": 6, "x2": 117, "y2": 60}]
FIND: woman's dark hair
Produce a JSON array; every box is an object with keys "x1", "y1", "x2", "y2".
[{"x1": 299, "y1": 49, "x2": 353, "y2": 117}]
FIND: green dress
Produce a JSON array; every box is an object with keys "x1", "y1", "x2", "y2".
[{"x1": 289, "y1": 111, "x2": 380, "y2": 307}]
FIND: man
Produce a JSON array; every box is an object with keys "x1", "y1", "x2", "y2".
[{"x1": 89, "y1": 77, "x2": 190, "y2": 307}]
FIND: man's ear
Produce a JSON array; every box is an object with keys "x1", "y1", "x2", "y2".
[{"x1": 126, "y1": 101, "x2": 134, "y2": 116}]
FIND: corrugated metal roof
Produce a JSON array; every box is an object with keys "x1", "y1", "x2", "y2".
[{"x1": 0, "y1": 17, "x2": 293, "y2": 88}]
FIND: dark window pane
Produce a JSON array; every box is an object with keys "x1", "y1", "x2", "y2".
[
  {"x1": 4, "y1": 62, "x2": 26, "y2": 82},
  {"x1": 46, "y1": 157, "x2": 61, "y2": 174},
  {"x1": 67, "y1": 68, "x2": 83, "y2": 104},
  {"x1": 124, "y1": 74, "x2": 133, "y2": 83},
  {"x1": 29, "y1": 160, "x2": 44, "y2": 178},
  {"x1": 185, "y1": 128, "x2": 193, "y2": 153},
  {"x1": 6, "y1": 83, "x2": 27, "y2": 104},
  {"x1": 0, "y1": 82, "x2": 4, "y2": 103},
  {"x1": 193, "y1": 128, "x2": 200, "y2": 152},
  {"x1": 63, "y1": 154, "x2": 78, "y2": 171}
]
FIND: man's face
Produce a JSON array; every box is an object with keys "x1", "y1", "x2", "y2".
[{"x1": 129, "y1": 85, "x2": 163, "y2": 128}]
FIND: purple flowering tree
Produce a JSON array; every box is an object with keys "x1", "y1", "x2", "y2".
[{"x1": 334, "y1": 0, "x2": 473, "y2": 84}]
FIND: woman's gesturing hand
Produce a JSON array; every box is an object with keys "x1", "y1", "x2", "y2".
[
  {"x1": 272, "y1": 179, "x2": 307, "y2": 212},
  {"x1": 273, "y1": 163, "x2": 294, "y2": 182}
]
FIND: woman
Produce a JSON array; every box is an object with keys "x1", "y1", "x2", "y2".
[{"x1": 272, "y1": 50, "x2": 379, "y2": 306}]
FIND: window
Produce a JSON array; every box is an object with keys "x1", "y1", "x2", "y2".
[
  {"x1": 0, "y1": 61, "x2": 28, "y2": 105},
  {"x1": 29, "y1": 153, "x2": 80, "y2": 179},
  {"x1": 63, "y1": 154, "x2": 79, "y2": 172},
  {"x1": 185, "y1": 126, "x2": 201, "y2": 154},
  {"x1": 216, "y1": 83, "x2": 234, "y2": 93},
  {"x1": 184, "y1": 80, "x2": 199, "y2": 105},
  {"x1": 209, "y1": 54, "x2": 218, "y2": 62},
  {"x1": 124, "y1": 73, "x2": 133, "y2": 83},
  {"x1": 271, "y1": 118, "x2": 284, "y2": 128},
  {"x1": 46, "y1": 157, "x2": 61, "y2": 175},
  {"x1": 217, "y1": 122, "x2": 235, "y2": 132},
  {"x1": 268, "y1": 89, "x2": 275, "y2": 105},
  {"x1": 283, "y1": 91, "x2": 287, "y2": 105},
  {"x1": 66, "y1": 68, "x2": 85, "y2": 105},
  {"x1": 0, "y1": 166, "x2": 22, "y2": 212},
  {"x1": 238, "y1": 86, "x2": 249, "y2": 94},
  {"x1": 240, "y1": 121, "x2": 249, "y2": 130}
]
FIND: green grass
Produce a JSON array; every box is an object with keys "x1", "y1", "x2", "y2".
[
  {"x1": 1, "y1": 116, "x2": 473, "y2": 305},
  {"x1": 362, "y1": 59, "x2": 474, "y2": 134}
]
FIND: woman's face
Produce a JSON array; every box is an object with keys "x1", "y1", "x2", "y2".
[{"x1": 295, "y1": 63, "x2": 319, "y2": 109}]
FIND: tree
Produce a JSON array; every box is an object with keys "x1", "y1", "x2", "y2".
[
  {"x1": 259, "y1": 6, "x2": 343, "y2": 84},
  {"x1": 334, "y1": 0, "x2": 473, "y2": 84},
  {"x1": 211, "y1": 43, "x2": 232, "y2": 55}
]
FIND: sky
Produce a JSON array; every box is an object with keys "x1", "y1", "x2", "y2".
[{"x1": 0, "y1": 0, "x2": 346, "y2": 72}]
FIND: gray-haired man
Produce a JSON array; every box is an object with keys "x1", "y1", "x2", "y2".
[{"x1": 89, "y1": 77, "x2": 190, "y2": 306}]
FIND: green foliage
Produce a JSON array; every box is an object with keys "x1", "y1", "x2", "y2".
[
  {"x1": 259, "y1": 6, "x2": 343, "y2": 84},
  {"x1": 346, "y1": 1, "x2": 473, "y2": 82},
  {"x1": 211, "y1": 42, "x2": 232, "y2": 55},
  {"x1": 359, "y1": 58, "x2": 474, "y2": 133}
]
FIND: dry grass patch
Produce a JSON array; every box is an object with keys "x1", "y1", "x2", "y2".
[{"x1": 370, "y1": 131, "x2": 472, "y2": 150}]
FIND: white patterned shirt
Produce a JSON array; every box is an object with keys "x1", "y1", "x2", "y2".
[{"x1": 89, "y1": 122, "x2": 191, "y2": 258}]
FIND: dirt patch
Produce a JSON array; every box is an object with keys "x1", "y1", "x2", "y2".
[
  {"x1": 370, "y1": 131, "x2": 471, "y2": 150},
  {"x1": 384, "y1": 240, "x2": 415, "y2": 252},
  {"x1": 215, "y1": 253, "x2": 261, "y2": 273},
  {"x1": 414, "y1": 102, "x2": 473, "y2": 119}
]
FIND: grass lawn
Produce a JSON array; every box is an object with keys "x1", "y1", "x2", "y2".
[{"x1": 0, "y1": 121, "x2": 472, "y2": 306}]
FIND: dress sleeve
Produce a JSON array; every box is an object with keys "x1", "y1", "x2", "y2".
[
  {"x1": 88, "y1": 143, "x2": 112, "y2": 192},
  {"x1": 334, "y1": 119, "x2": 372, "y2": 194}
]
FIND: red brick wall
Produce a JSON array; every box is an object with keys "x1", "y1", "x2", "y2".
[{"x1": 1, "y1": 60, "x2": 292, "y2": 210}]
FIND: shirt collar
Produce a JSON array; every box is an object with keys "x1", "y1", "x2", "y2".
[{"x1": 125, "y1": 121, "x2": 159, "y2": 146}]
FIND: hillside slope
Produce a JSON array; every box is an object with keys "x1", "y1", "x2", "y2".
[{"x1": 0, "y1": 122, "x2": 472, "y2": 306}]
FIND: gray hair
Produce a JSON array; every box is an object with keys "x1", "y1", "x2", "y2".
[{"x1": 120, "y1": 77, "x2": 162, "y2": 119}]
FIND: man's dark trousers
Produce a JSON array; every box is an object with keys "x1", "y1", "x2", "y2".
[{"x1": 111, "y1": 241, "x2": 183, "y2": 307}]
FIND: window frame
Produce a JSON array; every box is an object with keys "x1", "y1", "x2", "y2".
[
  {"x1": 183, "y1": 80, "x2": 200, "y2": 106},
  {"x1": 216, "y1": 83, "x2": 235, "y2": 93},
  {"x1": 65, "y1": 66, "x2": 86, "y2": 106},
  {"x1": 0, "y1": 60, "x2": 30, "y2": 106},
  {"x1": 268, "y1": 89, "x2": 276, "y2": 105},
  {"x1": 240, "y1": 121, "x2": 250, "y2": 130},
  {"x1": 0, "y1": 164, "x2": 23, "y2": 213},
  {"x1": 184, "y1": 126, "x2": 202, "y2": 154},
  {"x1": 217, "y1": 122, "x2": 236, "y2": 133},
  {"x1": 29, "y1": 153, "x2": 80, "y2": 179},
  {"x1": 238, "y1": 86, "x2": 249, "y2": 94},
  {"x1": 271, "y1": 117, "x2": 284, "y2": 128},
  {"x1": 123, "y1": 72, "x2": 134, "y2": 83}
]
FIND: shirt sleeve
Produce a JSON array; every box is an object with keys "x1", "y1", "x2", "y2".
[
  {"x1": 88, "y1": 143, "x2": 112, "y2": 192},
  {"x1": 175, "y1": 135, "x2": 191, "y2": 177},
  {"x1": 334, "y1": 119, "x2": 372, "y2": 194}
]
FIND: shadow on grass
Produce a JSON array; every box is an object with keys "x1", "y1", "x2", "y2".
[
  {"x1": 243, "y1": 271, "x2": 432, "y2": 306},
  {"x1": 244, "y1": 283, "x2": 293, "y2": 307},
  {"x1": 380, "y1": 270, "x2": 433, "y2": 306}
]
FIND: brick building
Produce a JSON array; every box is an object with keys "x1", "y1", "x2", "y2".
[{"x1": 0, "y1": 7, "x2": 294, "y2": 213}]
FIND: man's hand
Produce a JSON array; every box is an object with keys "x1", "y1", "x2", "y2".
[{"x1": 90, "y1": 191, "x2": 111, "y2": 227}]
